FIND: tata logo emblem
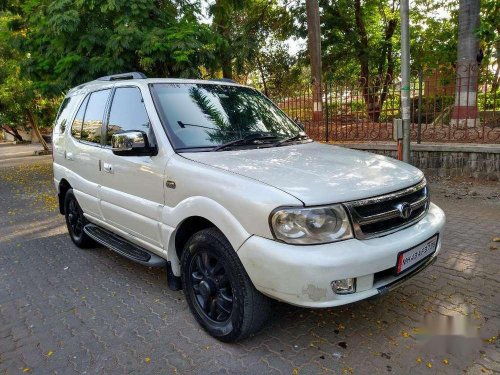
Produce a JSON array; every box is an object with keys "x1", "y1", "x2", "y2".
[{"x1": 396, "y1": 202, "x2": 412, "y2": 219}]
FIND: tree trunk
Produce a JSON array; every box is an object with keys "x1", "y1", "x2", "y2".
[
  {"x1": 221, "y1": 55, "x2": 233, "y2": 79},
  {"x1": 354, "y1": 0, "x2": 379, "y2": 122},
  {"x1": 1, "y1": 125, "x2": 24, "y2": 142},
  {"x1": 26, "y1": 110, "x2": 49, "y2": 151},
  {"x1": 378, "y1": 18, "x2": 397, "y2": 121},
  {"x1": 306, "y1": 0, "x2": 323, "y2": 124},
  {"x1": 256, "y1": 57, "x2": 269, "y2": 97},
  {"x1": 213, "y1": 0, "x2": 233, "y2": 79},
  {"x1": 452, "y1": 0, "x2": 481, "y2": 127}
]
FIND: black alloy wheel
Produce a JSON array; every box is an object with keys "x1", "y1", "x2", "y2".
[
  {"x1": 64, "y1": 189, "x2": 95, "y2": 248},
  {"x1": 189, "y1": 251, "x2": 234, "y2": 323},
  {"x1": 67, "y1": 198, "x2": 84, "y2": 239},
  {"x1": 181, "y1": 228, "x2": 272, "y2": 342}
]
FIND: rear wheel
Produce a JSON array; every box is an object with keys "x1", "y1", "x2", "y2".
[
  {"x1": 181, "y1": 228, "x2": 271, "y2": 342},
  {"x1": 64, "y1": 189, "x2": 95, "y2": 248}
]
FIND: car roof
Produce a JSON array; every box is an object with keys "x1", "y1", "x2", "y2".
[{"x1": 66, "y1": 77, "x2": 246, "y2": 97}]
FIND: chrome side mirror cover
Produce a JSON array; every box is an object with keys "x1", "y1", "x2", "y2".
[{"x1": 111, "y1": 131, "x2": 155, "y2": 156}]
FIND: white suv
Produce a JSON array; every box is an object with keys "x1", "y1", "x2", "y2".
[{"x1": 53, "y1": 72, "x2": 445, "y2": 342}]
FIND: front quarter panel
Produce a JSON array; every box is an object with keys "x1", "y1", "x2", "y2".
[{"x1": 163, "y1": 154, "x2": 302, "y2": 248}]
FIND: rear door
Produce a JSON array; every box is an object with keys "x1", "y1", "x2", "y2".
[
  {"x1": 99, "y1": 86, "x2": 166, "y2": 248},
  {"x1": 53, "y1": 94, "x2": 82, "y2": 184},
  {"x1": 65, "y1": 89, "x2": 111, "y2": 220}
]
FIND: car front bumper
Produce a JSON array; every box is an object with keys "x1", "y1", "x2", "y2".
[{"x1": 238, "y1": 202, "x2": 445, "y2": 308}]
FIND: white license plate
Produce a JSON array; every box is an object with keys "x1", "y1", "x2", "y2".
[{"x1": 396, "y1": 235, "x2": 438, "y2": 275}]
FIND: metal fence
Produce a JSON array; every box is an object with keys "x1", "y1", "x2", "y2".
[{"x1": 271, "y1": 63, "x2": 499, "y2": 144}]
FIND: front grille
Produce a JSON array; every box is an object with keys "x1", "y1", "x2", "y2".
[{"x1": 344, "y1": 179, "x2": 429, "y2": 240}]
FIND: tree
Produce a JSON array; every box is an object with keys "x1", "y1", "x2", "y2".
[
  {"x1": 451, "y1": 0, "x2": 481, "y2": 127},
  {"x1": 0, "y1": 0, "x2": 223, "y2": 148},
  {"x1": 354, "y1": 0, "x2": 399, "y2": 122},
  {"x1": 249, "y1": 41, "x2": 303, "y2": 98},
  {"x1": 0, "y1": 11, "x2": 54, "y2": 149},
  {"x1": 477, "y1": 0, "x2": 499, "y2": 91},
  {"x1": 410, "y1": 0, "x2": 459, "y2": 70},
  {"x1": 22, "y1": 0, "x2": 218, "y2": 94},
  {"x1": 317, "y1": 0, "x2": 400, "y2": 122},
  {"x1": 208, "y1": 0, "x2": 294, "y2": 80},
  {"x1": 210, "y1": 0, "x2": 243, "y2": 79},
  {"x1": 0, "y1": 13, "x2": 24, "y2": 141}
]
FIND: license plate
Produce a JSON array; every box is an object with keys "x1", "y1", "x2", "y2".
[{"x1": 396, "y1": 235, "x2": 438, "y2": 275}]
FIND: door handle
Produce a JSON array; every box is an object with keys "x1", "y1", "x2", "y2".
[
  {"x1": 103, "y1": 162, "x2": 113, "y2": 173},
  {"x1": 65, "y1": 151, "x2": 74, "y2": 161}
]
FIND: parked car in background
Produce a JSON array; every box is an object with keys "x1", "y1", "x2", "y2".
[{"x1": 52, "y1": 72, "x2": 445, "y2": 342}]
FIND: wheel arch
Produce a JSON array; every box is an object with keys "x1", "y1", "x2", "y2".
[
  {"x1": 164, "y1": 197, "x2": 252, "y2": 277},
  {"x1": 174, "y1": 216, "x2": 215, "y2": 261}
]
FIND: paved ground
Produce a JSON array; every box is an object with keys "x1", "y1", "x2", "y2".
[{"x1": 0, "y1": 157, "x2": 499, "y2": 375}]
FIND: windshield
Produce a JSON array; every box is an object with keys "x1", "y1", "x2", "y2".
[{"x1": 150, "y1": 83, "x2": 304, "y2": 150}]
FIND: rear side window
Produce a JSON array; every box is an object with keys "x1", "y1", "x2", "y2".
[
  {"x1": 81, "y1": 89, "x2": 111, "y2": 144},
  {"x1": 54, "y1": 96, "x2": 78, "y2": 134},
  {"x1": 106, "y1": 87, "x2": 150, "y2": 145},
  {"x1": 71, "y1": 96, "x2": 88, "y2": 140}
]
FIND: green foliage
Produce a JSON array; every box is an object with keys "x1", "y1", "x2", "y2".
[
  {"x1": 208, "y1": 0, "x2": 295, "y2": 79},
  {"x1": 0, "y1": 13, "x2": 26, "y2": 126},
  {"x1": 325, "y1": 100, "x2": 366, "y2": 117},
  {"x1": 0, "y1": 11, "x2": 58, "y2": 131},
  {"x1": 248, "y1": 40, "x2": 304, "y2": 98},
  {"x1": 478, "y1": 90, "x2": 500, "y2": 111},
  {"x1": 409, "y1": 95, "x2": 454, "y2": 123},
  {"x1": 476, "y1": 0, "x2": 499, "y2": 66},
  {"x1": 22, "y1": 0, "x2": 218, "y2": 94},
  {"x1": 410, "y1": 0, "x2": 459, "y2": 70},
  {"x1": 295, "y1": 0, "x2": 401, "y2": 82},
  {"x1": 0, "y1": 0, "x2": 496, "y2": 133}
]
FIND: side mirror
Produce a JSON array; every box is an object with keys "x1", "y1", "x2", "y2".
[{"x1": 111, "y1": 131, "x2": 155, "y2": 156}]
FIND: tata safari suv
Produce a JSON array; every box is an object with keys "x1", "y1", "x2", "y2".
[{"x1": 53, "y1": 72, "x2": 445, "y2": 342}]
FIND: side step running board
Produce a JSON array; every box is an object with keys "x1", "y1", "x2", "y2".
[{"x1": 83, "y1": 224, "x2": 167, "y2": 267}]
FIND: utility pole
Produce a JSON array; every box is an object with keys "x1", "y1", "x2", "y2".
[
  {"x1": 400, "y1": 0, "x2": 411, "y2": 163},
  {"x1": 306, "y1": 0, "x2": 323, "y2": 123}
]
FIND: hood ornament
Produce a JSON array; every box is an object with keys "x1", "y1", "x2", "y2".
[{"x1": 395, "y1": 202, "x2": 412, "y2": 219}]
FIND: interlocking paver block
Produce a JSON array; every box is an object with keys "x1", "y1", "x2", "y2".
[{"x1": 0, "y1": 158, "x2": 498, "y2": 374}]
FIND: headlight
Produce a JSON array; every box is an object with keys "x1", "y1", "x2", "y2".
[{"x1": 270, "y1": 205, "x2": 353, "y2": 245}]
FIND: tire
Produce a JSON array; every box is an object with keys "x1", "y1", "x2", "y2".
[
  {"x1": 64, "y1": 189, "x2": 95, "y2": 248},
  {"x1": 181, "y1": 228, "x2": 271, "y2": 342}
]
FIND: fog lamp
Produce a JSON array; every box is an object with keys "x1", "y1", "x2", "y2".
[{"x1": 331, "y1": 278, "x2": 356, "y2": 294}]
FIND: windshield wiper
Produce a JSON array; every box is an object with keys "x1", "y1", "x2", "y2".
[
  {"x1": 212, "y1": 133, "x2": 279, "y2": 151},
  {"x1": 178, "y1": 121, "x2": 219, "y2": 131},
  {"x1": 273, "y1": 132, "x2": 309, "y2": 147}
]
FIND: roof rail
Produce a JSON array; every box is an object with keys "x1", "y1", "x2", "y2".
[
  {"x1": 97, "y1": 72, "x2": 148, "y2": 81},
  {"x1": 209, "y1": 78, "x2": 237, "y2": 84}
]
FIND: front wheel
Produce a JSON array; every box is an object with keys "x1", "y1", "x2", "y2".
[
  {"x1": 64, "y1": 189, "x2": 95, "y2": 248},
  {"x1": 181, "y1": 228, "x2": 271, "y2": 342}
]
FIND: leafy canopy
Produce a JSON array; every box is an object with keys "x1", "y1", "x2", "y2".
[{"x1": 23, "y1": 0, "x2": 218, "y2": 94}]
